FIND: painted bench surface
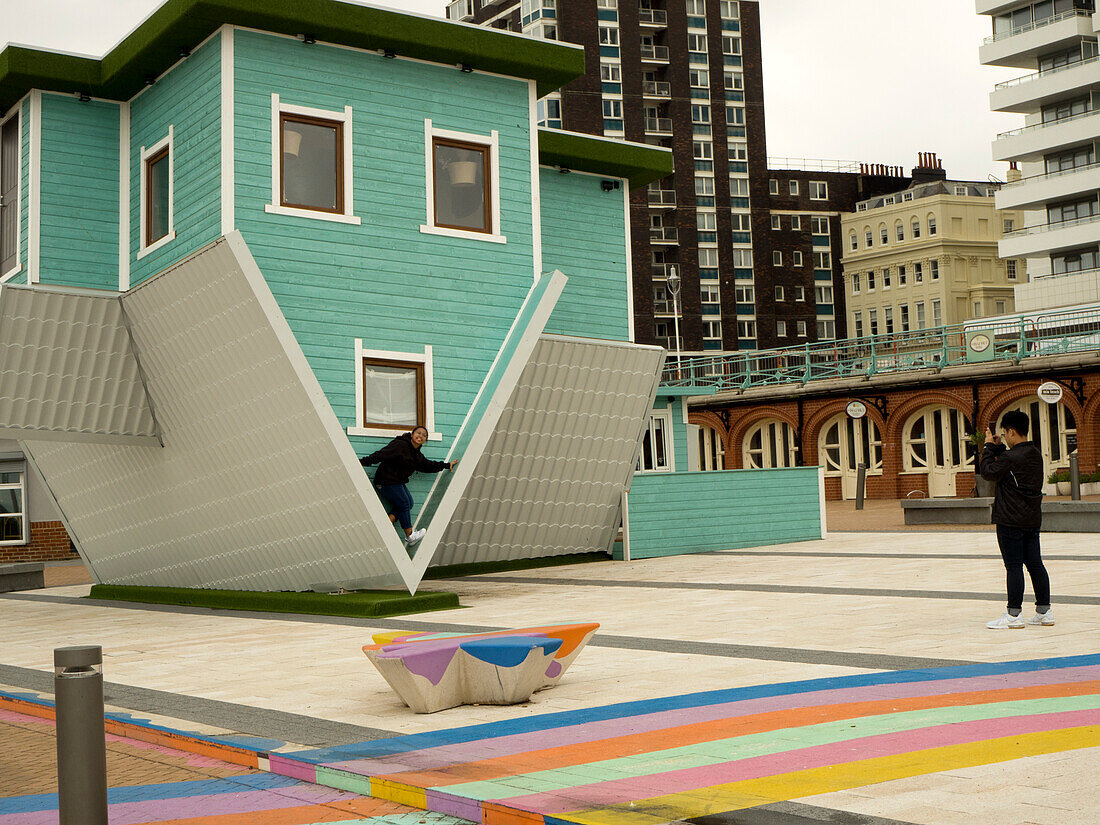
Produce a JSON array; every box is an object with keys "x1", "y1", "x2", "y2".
[{"x1": 363, "y1": 623, "x2": 599, "y2": 713}]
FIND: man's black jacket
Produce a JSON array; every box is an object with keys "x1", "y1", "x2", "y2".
[
  {"x1": 360, "y1": 432, "x2": 449, "y2": 486},
  {"x1": 979, "y1": 440, "x2": 1044, "y2": 528}
]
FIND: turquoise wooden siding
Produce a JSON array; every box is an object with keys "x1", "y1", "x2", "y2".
[
  {"x1": 37, "y1": 94, "x2": 119, "y2": 289},
  {"x1": 625, "y1": 467, "x2": 823, "y2": 558},
  {"x1": 129, "y1": 32, "x2": 222, "y2": 285},
  {"x1": 234, "y1": 30, "x2": 536, "y2": 476},
  {"x1": 539, "y1": 169, "x2": 629, "y2": 341}
]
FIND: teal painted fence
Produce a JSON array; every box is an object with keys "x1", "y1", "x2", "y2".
[
  {"x1": 624, "y1": 467, "x2": 823, "y2": 559},
  {"x1": 38, "y1": 94, "x2": 119, "y2": 289}
]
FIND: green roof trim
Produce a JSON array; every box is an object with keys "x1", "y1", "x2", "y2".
[
  {"x1": 0, "y1": 0, "x2": 586, "y2": 113},
  {"x1": 538, "y1": 128, "x2": 674, "y2": 190}
]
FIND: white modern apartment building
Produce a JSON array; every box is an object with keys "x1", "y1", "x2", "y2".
[{"x1": 979, "y1": 0, "x2": 1100, "y2": 310}]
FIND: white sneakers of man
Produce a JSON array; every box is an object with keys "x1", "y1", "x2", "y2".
[
  {"x1": 405, "y1": 528, "x2": 427, "y2": 547},
  {"x1": 987, "y1": 610, "x2": 1054, "y2": 629}
]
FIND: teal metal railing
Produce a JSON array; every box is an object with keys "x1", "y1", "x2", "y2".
[{"x1": 661, "y1": 306, "x2": 1100, "y2": 392}]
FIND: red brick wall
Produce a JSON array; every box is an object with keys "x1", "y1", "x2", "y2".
[
  {"x1": 690, "y1": 370, "x2": 1100, "y2": 500},
  {"x1": 0, "y1": 521, "x2": 78, "y2": 563}
]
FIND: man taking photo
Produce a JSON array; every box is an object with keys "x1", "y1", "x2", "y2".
[{"x1": 979, "y1": 410, "x2": 1053, "y2": 629}]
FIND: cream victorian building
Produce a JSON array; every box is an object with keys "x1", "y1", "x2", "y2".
[{"x1": 840, "y1": 155, "x2": 1026, "y2": 337}]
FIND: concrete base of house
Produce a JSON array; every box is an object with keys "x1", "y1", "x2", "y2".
[
  {"x1": 0, "y1": 562, "x2": 45, "y2": 593},
  {"x1": 901, "y1": 499, "x2": 1100, "y2": 531}
]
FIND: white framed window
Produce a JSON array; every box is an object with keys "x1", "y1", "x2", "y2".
[
  {"x1": 916, "y1": 301, "x2": 926, "y2": 329},
  {"x1": 688, "y1": 33, "x2": 708, "y2": 53},
  {"x1": 726, "y1": 106, "x2": 745, "y2": 126},
  {"x1": 811, "y1": 216, "x2": 828, "y2": 234},
  {"x1": 809, "y1": 180, "x2": 827, "y2": 200},
  {"x1": 724, "y1": 70, "x2": 743, "y2": 90},
  {"x1": 930, "y1": 259, "x2": 939, "y2": 280},
  {"x1": 789, "y1": 180, "x2": 799, "y2": 196},
  {"x1": 815, "y1": 284, "x2": 833, "y2": 303},
  {"x1": 603, "y1": 99, "x2": 623, "y2": 119},
  {"x1": 639, "y1": 410, "x2": 674, "y2": 472},
  {"x1": 731, "y1": 213, "x2": 751, "y2": 231},
  {"x1": 596, "y1": 0, "x2": 617, "y2": 6},
  {"x1": 853, "y1": 310, "x2": 863, "y2": 337},
  {"x1": 722, "y1": 35, "x2": 740, "y2": 55},
  {"x1": 771, "y1": 215, "x2": 781, "y2": 230},
  {"x1": 0, "y1": 456, "x2": 27, "y2": 545},
  {"x1": 695, "y1": 176, "x2": 715, "y2": 195},
  {"x1": 776, "y1": 319, "x2": 787, "y2": 336},
  {"x1": 1003, "y1": 218, "x2": 1014, "y2": 233},
  {"x1": 773, "y1": 250, "x2": 783, "y2": 266},
  {"x1": 737, "y1": 319, "x2": 756, "y2": 338},
  {"x1": 880, "y1": 224, "x2": 888, "y2": 245},
  {"x1": 349, "y1": 342, "x2": 440, "y2": 440},
  {"x1": 735, "y1": 283, "x2": 754, "y2": 302},
  {"x1": 698, "y1": 211, "x2": 717, "y2": 231},
  {"x1": 536, "y1": 96, "x2": 562, "y2": 127},
  {"x1": 813, "y1": 251, "x2": 831, "y2": 269},
  {"x1": 915, "y1": 262, "x2": 923, "y2": 283},
  {"x1": 954, "y1": 185, "x2": 968, "y2": 196},
  {"x1": 775, "y1": 284, "x2": 785, "y2": 300},
  {"x1": 139, "y1": 127, "x2": 176, "y2": 258},
  {"x1": 797, "y1": 320, "x2": 807, "y2": 337},
  {"x1": 729, "y1": 177, "x2": 749, "y2": 196},
  {"x1": 744, "y1": 419, "x2": 797, "y2": 469},
  {"x1": 703, "y1": 320, "x2": 722, "y2": 340},
  {"x1": 599, "y1": 27, "x2": 619, "y2": 45},
  {"x1": 898, "y1": 264, "x2": 906, "y2": 285},
  {"x1": 720, "y1": 0, "x2": 739, "y2": 18},
  {"x1": 883, "y1": 268, "x2": 891, "y2": 288},
  {"x1": 691, "y1": 104, "x2": 711, "y2": 124},
  {"x1": 728, "y1": 140, "x2": 748, "y2": 161},
  {"x1": 686, "y1": 0, "x2": 706, "y2": 14},
  {"x1": 884, "y1": 306, "x2": 894, "y2": 334},
  {"x1": 928, "y1": 214, "x2": 937, "y2": 235},
  {"x1": 902, "y1": 191, "x2": 914, "y2": 201},
  {"x1": 900, "y1": 303, "x2": 909, "y2": 331},
  {"x1": 793, "y1": 251, "x2": 803, "y2": 266},
  {"x1": 911, "y1": 219, "x2": 920, "y2": 238},
  {"x1": 731, "y1": 249, "x2": 753, "y2": 268},
  {"x1": 421, "y1": 119, "x2": 504, "y2": 243},
  {"x1": 701, "y1": 282, "x2": 721, "y2": 303},
  {"x1": 849, "y1": 232, "x2": 858, "y2": 251},
  {"x1": 852, "y1": 273, "x2": 860, "y2": 294},
  {"x1": 996, "y1": 299, "x2": 1007, "y2": 314},
  {"x1": 693, "y1": 141, "x2": 713, "y2": 160},
  {"x1": 267, "y1": 96, "x2": 360, "y2": 227},
  {"x1": 932, "y1": 299, "x2": 942, "y2": 326},
  {"x1": 600, "y1": 63, "x2": 621, "y2": 82},
  {"x1": 868, "y1": 308, "x2": 878, "y2": 335},
  {"x1": 865, "y1": 230, "x2": 872, "y2": 248},
  {"x1": 689, "y1": 68, "x2": 710, "y2": 88},
  {"x1": 791, "y1": 215, "x2": 802, "y2": 231},
  {"x1": 769, "y1": 179, "x2": 779, "y2": 195},
  {"x1": 699, "y1": 247, "x2": 719, "y2": 267},
  {"x1": 896, "y1": 221, "x2": 904, "y2": 241},
  {"x1": 817, "y1": 319, "x2": 835, "y2": 339},
  {"x1": 1007, "y1": 259, "x2": 1018, "y2": 280},
  {"x1": 794, "y1": 285, "x2": 805, "y2": 301}
]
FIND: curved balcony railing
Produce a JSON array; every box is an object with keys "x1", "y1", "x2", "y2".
[
  {"x1": 995, "y1": 53, "x2": 1100, "y2": 89},
  {"x1": 983, "y1": 8, "x2": 1092, "y2": 45},
  {"x1": 1002, "y1": 212, "x2": 1100, "y2": 237},
  {"x1": 1000, "y1": 159, "x2": 1100, "y2": 187},
  {"x1": 996, "y1": 106, "x2": 1099, "y2": 139}
]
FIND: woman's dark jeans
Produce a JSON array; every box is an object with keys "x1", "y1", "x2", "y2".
[
  {"x1": 995, "y1": 524, "x2": 1050, "y2": 610},
  {"x1": 378, "y1": 483, "x2": 414, "y2": 531}
]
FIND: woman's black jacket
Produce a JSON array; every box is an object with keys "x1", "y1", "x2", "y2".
[{"x1": 360, "y1": 433, "x2": 449, "y2": 486}]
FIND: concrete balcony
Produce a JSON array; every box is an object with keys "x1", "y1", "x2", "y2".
[
  {"x1": 992, "y1": 109, "x2": 1100, "y2": 162},
  {"x1": 650, "y1": 226, "x2": 679, "y2": 244},
  {"x1": 979, "y1": 10, "x2": 1095, "y2": 68},
  {"x1": 639, "y1": 44, "x2": 670, "y2": 63},
  {"x1": 642, "y1": 80, "x2": 671, "y2": 98},
  {"x1": 999, "y1": 213, "x2": 1100, "y2": 258},
  {"x1": 638, "y1": 8, "x2": 667, "y2": 27},
  {"x1": 990, "y1": 55, "x2": 1100, "y2": 112},
  {"x1": 1013, "y1": 267, "x2": 1100, "y2": 310},
  {"x1": 996, "y1": 161, "x2": 1100, "y2": 209},
  {"x1": 645, "y1": 116, "x2": 673, "y2": 135},
  {"x1": 647, "y1": 188, "x2": 676, "y2": 209}
]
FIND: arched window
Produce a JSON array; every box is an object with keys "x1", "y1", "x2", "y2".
[
  {"x1": 744, "y1": 419, "x2": 797, "y2": 468},
  {"x1": 998, "y1": 397, "x2": 1077, "y2": 469},
  {"x1": 903, "y1": 406, "x2": 973, "y2": 472},
  {"x1": 895, "y1": 220, "x2": 904, "y2": 242},
  {"x1": 819, "y1": 414, "x2": 882, "y2": 475},
  {"x1": 927, "y1": 213, "x2": 937, "y2": 236},
  {"x1": 879, "y1": 223, "x2": 888, "y2": 244}
]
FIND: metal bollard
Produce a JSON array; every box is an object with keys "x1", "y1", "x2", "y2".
[
  {"x1": 1069, "y1": 452, "x2": 1081, "y2": 501},
  {"x1": 855, "y1": 463, "x2": 867, "y2": 511},
  {"x1": 55, "y1": 645, "x2": 108, "y2": 825}
]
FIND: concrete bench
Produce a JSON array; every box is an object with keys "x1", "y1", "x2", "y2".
[
  {"x1": 363, "y1": 622, "x2": 599, "y2": 714},
  {"x1": 0, "y1": 562, "x2": 45, "y2": 593},
  {"x1": 901, "y1": 498, "x2": 1100, "y2": 531}
]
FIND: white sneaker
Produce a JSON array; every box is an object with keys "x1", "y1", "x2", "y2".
[
  {"x1": 1025, "y1": 609, "x2": 1055, "y2": 626},
  {"x1": 405, "y1": 528, "x2": 427, "y2": 547},
  {"x1": 987, "y1": 612, "x2": 1025, "y2": 630}
]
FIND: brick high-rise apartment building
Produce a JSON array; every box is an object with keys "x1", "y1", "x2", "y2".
[{"x1": 452, "y1": 0, "x2": 906, "y2": 352}]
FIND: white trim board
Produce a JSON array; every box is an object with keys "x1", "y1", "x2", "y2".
[
  {"x1": 348, "y1": 341, "x2": 440, "y2": 440},
  {"x1": 420, "y1": 118, "x2": 505, "y2": 244},
  {"x1": 220, "y1": 25, "x2": 235, "y2": 237}
]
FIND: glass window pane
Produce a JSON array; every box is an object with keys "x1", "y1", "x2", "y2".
[
  {"x1": 282, "y1": 117, "x2": 340, "y2": 211},
  {"x1": 0, "y1": 515, "x2": 22, "y2": 541},
  {"x1": 147, "y1": 150, "x2": 170, "y2": 243},
  {"x1": 434, "y1": 140, "x2": 488, "y2": 232},
  {"x1": 363, "y1": 363, "x2": 420, "y2": 427},
  {"x1": 0, "y1": 488, "x2": 21, "y2": 514},
  {"x1": 0, "y1": 472, "x2": 21, "y2": 484}
]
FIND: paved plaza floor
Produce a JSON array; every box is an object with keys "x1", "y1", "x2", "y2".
[{"x1": 1, "y1": 528, "x2": 1097, "y2": 824}]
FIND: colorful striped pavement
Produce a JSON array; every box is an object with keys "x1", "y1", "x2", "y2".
[{"x1": 273, "y1": 654, "x2": 1100, "y2": 825}]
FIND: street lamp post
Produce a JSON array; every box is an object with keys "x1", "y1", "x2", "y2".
[{"x1": 666, "y1": 265, "x2": 682, "y2": 377}]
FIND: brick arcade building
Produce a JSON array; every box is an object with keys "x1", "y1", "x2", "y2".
[{"x1": 686, "y1": 358, "x2": 1099, "y2": 500}]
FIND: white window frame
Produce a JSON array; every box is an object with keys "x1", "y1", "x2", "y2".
[
  {"x1": 266, "y1": 96, "x2": 359, "y2": 226},
  {"x1": 420, "y1": 119, "x2": 505, "y2": 243},
  {"x1": 793, "y1": 251, "x2": 803, "y2": 267},
  {"x1": 776, "y1": 319, "x2": 787, "y2": 336},
  {"x1": 639, "y1": 409, "x2": 675, "y2": 473},
  {"x1": 809, "y1": 180, "x2": 828, "y2": 200},
  {"x1": 789, "y1": 180, "x2": 799, "y2": 196},
  {"x1": 348, "y1": 341, "x2": 440, "y2": 440},
  {"x1": 138, "y1": 126, "x2": 176, "y2": 259},
  {"x1": 797, "y1": 320, "x2": 807, "y2": 337},
  {"x1": 769, "y1": 179, "x2": 779, "y2": 195},
  {"x1": 0, "y1": 459, "x2": 27, "y2": 546}
]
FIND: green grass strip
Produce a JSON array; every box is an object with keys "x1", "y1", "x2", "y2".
[
  {"x1": 87, "y1": 584, "x2": 459, "y2": 618},
  {"x1": 422, "y1": 552, "x2": 609, "y2": 581}
]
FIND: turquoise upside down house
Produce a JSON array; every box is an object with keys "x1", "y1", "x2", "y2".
[{"x1": 0, "y1": 0, "x2": 673, "y2": 592}]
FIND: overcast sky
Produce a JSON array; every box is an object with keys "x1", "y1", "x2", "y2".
[{"x1": 2, "y1": 0, "x2": 1019, "y2": 181}]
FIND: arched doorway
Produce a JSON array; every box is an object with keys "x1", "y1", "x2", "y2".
[
  {"x1": 903, "y1": 406, "x2": 973, "y2": 497},
  {"x1": 697, "y1": 425, "x2": 724, "y2": 470},
  {"x1": 743, "y1": 419, "x2": 797, "y2": 469},
  {"x1": 997, "y1": 397, "x2": 1077, "y2": 470},
  {"x1": 819, "y1": 414, "x2": 882, "y2": 499}
]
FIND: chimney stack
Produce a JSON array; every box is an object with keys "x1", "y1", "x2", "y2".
[
  {"x1": 1006, "y1": 161, "x2": 1022, "y2": 183},
  {"x1": 911, "y1": 151, "x2": 947, "y2": 184}
]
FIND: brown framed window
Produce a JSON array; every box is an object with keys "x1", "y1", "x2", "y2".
[
  {"x1": 432, "y1": 137, "x2": 490, "y2": 233},
  {"x1": 361, "y1": 358, "x2": 426, "y2": 431},
  {"x1": 281, "y1": 113, "x2": 343, "y2": 214},
  {"x1": 144, "y1": 145, "x2": 170, "y2": 246}
]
